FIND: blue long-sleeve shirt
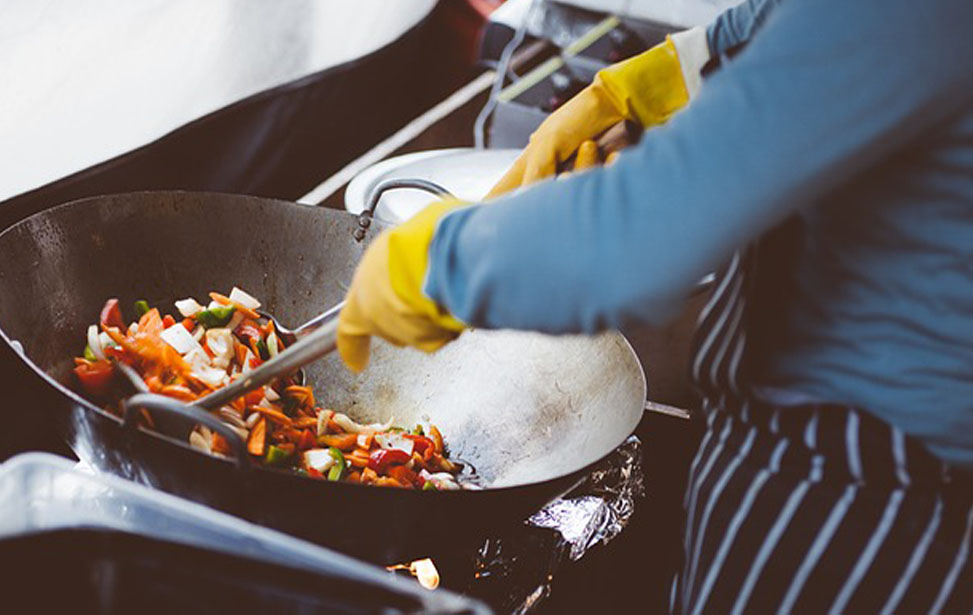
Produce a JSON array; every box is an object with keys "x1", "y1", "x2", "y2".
[{"x1": 425, "y1": 0, "x2": 973, "y2": 466}]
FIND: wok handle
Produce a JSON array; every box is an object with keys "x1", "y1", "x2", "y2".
[
  {"x1": 122, "y1": 392, "x2": 250, "y2": 471},
  {"x1": 354, "y1": 178, "x2": 455, "y2": 241}
]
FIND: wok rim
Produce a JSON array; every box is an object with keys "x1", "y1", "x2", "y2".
[{"x1": 0, "y1": 190, "x2": 648, "y2": 496}]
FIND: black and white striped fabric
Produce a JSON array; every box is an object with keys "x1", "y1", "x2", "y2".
[{"x1": 674, "y1": 249, "x2": 973, "y2": 614}]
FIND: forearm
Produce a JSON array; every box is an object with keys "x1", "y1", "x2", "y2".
[{"x1": 426, "y1": 0, "x2": 968, "y2": 335}]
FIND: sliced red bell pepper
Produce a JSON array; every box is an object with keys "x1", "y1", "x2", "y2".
[
  {"x1": 298, "y1": 429, "x2": 316, "y2": 451},
  {"x1": 181, "y1": 317, "x2": 195, "y2": 332},
  {"x1": 368, "y1": 448, "x2": 411, "y2": 473},
  {"x1": 404, "y1": 434, "x2": 435, "y2": 456},
  {"x1": 74, "y1": 359, "x2": 115, "y2": 397},
  {"x1": 162, "y1": 314, "x2": 176, "y2": 328},
  {"x1": 99, "y1": 298, "x2": 125, "y2": 330}
]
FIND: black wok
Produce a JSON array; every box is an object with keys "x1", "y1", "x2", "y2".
[{"x1": 0, "y1": 191, "x2": 645, "y2": 563}]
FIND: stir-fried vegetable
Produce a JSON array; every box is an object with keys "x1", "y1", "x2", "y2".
[{"x1": 72, "y1": 287, "x2": 465, "y2": 490}]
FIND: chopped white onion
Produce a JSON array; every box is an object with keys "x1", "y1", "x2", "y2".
[
  {"x1": 207, "y1": 300, "x2": 222, "y2": 310},
  {"x1": 127, "y1": 322, "x2": 139, "y2": 335},
  {"x1": 98, "y1": 331, "x2": 115, "y2": 350},
  {"x1": 303, "y1": 448, "x2": 336, "y2": 473},
  {"x1": 191, "y1": 325, "x2": 205, "y2": 342},
  {"x1": 317, "y1": 409, "x2": 334, "y2": 436},
  {"x1": 374, "y1": 432, "x2": 414, "y2": 456},
  {"x1": 189, "y1": 429, "x2": 210, "y2": 452},
  {"x1": 332, "y1": 412, "x2": 394, "y2": 434},
  {"x1": 357, "y1": 433, "x2": 371, "y2": 448},
  {"x1": 264, "y1": 387, "x2": 280, "y2": 402},
  {"x1": 246, "y1": 412, "x2": 261, "y2": 428},
  {"x1": 174, "y1": 298, "x2": 204, "y2": 318},
  {"x1": 267, "y1": 332, "x2": 279, "y2": 357},
  {"x1": 86, "y1": 325, "x2": 105, "y2": 360},
  {"x1": 241, "y1": 348, "x2": 256, "y2": 373},
  {"x1": 184, "y1": 348, "x2": 211, "y2": 370},
  {"x1": 183, "y1": 348, "x2": 228, "y2": 388},
  {"x1": 226, "y1": 310, "x2": 245, "y2": 332},
  {"x1": 205, "y1": 328, "x2": 234, "y2": 369},
  {"x1": 160, "y1": 324, "x2": 203, "y2": 355},
  {"x1": 229, "y1": 287, "x2": 261, "y2": 309}
]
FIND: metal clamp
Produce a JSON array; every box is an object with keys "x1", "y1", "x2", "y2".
[
  {"x1": 122, "y1": 392, "x2": 250, "y2": 471},
  {"x1": 354, "y1": 178, "x2": 455, "y2": 242}
]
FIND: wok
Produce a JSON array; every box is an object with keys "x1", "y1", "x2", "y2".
[{"x1": 0, "y1": 191, "x2": 645, "y2": 563}]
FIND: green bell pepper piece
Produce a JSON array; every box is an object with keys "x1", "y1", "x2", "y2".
[
  {"x1": 83, "y1": 344, "x2": 97, "y2": 361},
  {"x1": 264, "y1": 444, "x2": 291, "y2": 466},
  {"x1": 133, "y1": 300, "x2": 150, "y2": 318},
  {"x1": 255, "y1": 339, "x2": 269, "y2": 360},
  {"x1": 327, "y1": 447, "x2": 346, "y2": 481},
  {"x1": 195, "y1": 305, "x2": 235, "y2": 328},
  {"x1": 412, "y1": 424, "x2": 425, "y2": 436},
  {"x1": 422, "y1": 481, "x2": 437, "y2": 491}
]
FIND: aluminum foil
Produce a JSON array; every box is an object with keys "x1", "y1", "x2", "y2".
[
  {"x1": 528, "y1": 435, "x2": 644, "y2": 560},
  {"x1": 467, "y1": 435, "x2": 644, "y2": 614}
]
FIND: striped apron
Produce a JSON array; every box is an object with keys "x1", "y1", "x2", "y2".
[{"x1": 673, "y1": 246, "x2": 973, "y2": 615}]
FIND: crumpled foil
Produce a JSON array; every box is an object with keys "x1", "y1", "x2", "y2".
[
  {"x1": 528, "y1": 435, "x2": 644, "y2": 560},
  {"x1": 466, "y1": 435, "x2": 644, "y2": 614}
]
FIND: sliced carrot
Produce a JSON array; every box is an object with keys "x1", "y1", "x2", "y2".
[
  {"x1": 102, "y1": 326, "x2": 136, "y2": 354},
  {"x1": 248, "y1": 336, "x2": 262, "y2": 359},
  {"x1": 318, "y1": 433, "x2": 358, "y2": 451},
  {"x1": 346, "y1": 452, "x2": 370, "y2": 468},
  {"x1": 248, "y1": 418, "x2": 266, "y2": 456},
  {"x1": 279, "y1": 427, "x2": 303, "y2": 443},
  {"x1": 143, "y1": 375, "x2": 164, "y2": 392},
  {"x1": 181, "y1": 318, "x2": 195, "y2": 332},
  {"x1": 429, "y1": 425, "x2": 444, "y2": 454},
  {"x1": 251, "y1": 406, "x2": 292, "y2": 426},
  {"x1": 357, "y1": 433, "x2": 374, "y2": 449},
  {"x1": 292, "y1": 416, "x2": 317, "y2": 430},
  {"x1": 160, "y1": 384, "x2": 197, "y2": 402},
  {"x1": 74, "y1": 357, "x2": 93, "y2": 367},
  {"x1": 347, "y1": 470, "x2": 362, "y2": 483},
  {"x1": 211, "y1": 433, "x2": 231, "y2": 455},
  {"x1": 209, "y1": 292, "x2": 260, "y2": 320},
  {"x1": 234, "y1": 341, "x2": 248, "y2": 367},
  {"x1": 243, "y1": 387, "x2": 265, "y2": 407},
  {"x1": 230, "y1": 395, "x2": 246, "y2": 414},
  {"x1": 285, "y1": 385, "x2": 315, "y2": 408},
  {"x1": 375, "y1": 476, "x2": 406, "y2": 489},
  {"x1": 361, "y1": 467, "x2": 378, "y2": 484},
  {"x1": 162, "y1": 314, "x2": 176, "y2": 328}
]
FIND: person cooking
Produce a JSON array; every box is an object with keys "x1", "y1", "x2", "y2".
[{"x1": 337, "y1": 0, "x2": 973, "y2": 611}]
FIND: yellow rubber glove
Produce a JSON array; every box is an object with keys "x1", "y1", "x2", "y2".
[
  {"x1": 487, "y1": 27, "x2": 710, "y2": 199},
  {"x1": 337, "y1": 201, "x2": 467, "y2": 373}
]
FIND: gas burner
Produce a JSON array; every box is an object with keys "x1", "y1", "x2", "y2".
[{"x1": 387, "y1": 436, "x2": 644, "y2": 614}]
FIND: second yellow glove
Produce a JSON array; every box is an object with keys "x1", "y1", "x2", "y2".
[{"x1": 487, "y1": 27, "x2": 710, "y2": 199}]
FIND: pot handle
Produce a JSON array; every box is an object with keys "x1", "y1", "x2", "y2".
[
  {"x1": 122, "y1": 392, "x2": 250, "y2": 471},
  {"x1": 354, "y1": 178, "x2": 454, "y2": 241}
]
